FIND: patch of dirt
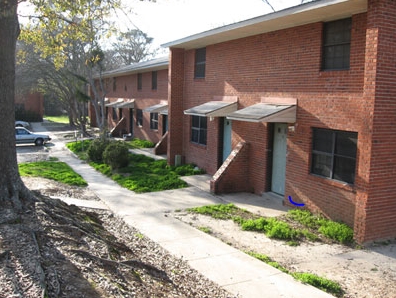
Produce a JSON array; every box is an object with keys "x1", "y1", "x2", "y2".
[
  {"x1": 173, "y1": 211, "x2": 396, "y2": 298},
  {"x1": 0, "y1": 177, "x2": 235, "y2": 298}
]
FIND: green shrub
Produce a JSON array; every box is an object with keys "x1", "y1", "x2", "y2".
[
  {"x1": 87, "y1": 138, "x2": 110, "y2": 163},
  {"x1": 103, "y1": 141, "x2": 130, "y2": 170},
  {"x1": 318, "y1": 221, "x2": 354, "y2": 244}
]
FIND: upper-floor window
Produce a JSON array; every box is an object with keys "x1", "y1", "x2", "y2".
[
  {"x1": 150, "y1": 112, "x2": 158, "y2": 130},
  {"x1": 112, "y1": 77, "x2": 117, "y2": 91},
  {"x1": 152, "y1": 71, "x2": 157, "y2": 90},
  {"x1": 194, "y1": 47, "x2": 206, "y2": 78},
  {"x1": 191, "y1": 115, "x2": 207, "y2": 145},
  {"x1": 136, "y1": 109, "x2": 143, "y2": 126},
  {"x1": 322, "y1": 18, "x2": 351, "y2": 70},
  {"x1": 311, "y1": 128, "x2": 357, "y2": 184},
  {"x1": 137, "y1": 73, "x2": 142, "y2": 90}
]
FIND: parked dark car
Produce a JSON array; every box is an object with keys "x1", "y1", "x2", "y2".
[{"x1": 15, "y1": 127, "x2": 51, "y2": 146}]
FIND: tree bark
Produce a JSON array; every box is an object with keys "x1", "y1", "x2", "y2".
[{"x1": 0, "y1": 0, "x2": 35, "y2": 209}]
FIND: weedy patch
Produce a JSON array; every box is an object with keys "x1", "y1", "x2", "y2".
[
  {"x1": 188, "y1": 204, "x2": 355, "y2": 245},
  {"x1": 246, "y1": 251, "x2": 344, "y2": 297}
]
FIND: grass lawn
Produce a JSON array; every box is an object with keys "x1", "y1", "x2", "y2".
[
  {"x1": 19, "y1": 158, "x2": 87, "y2": 186},
  {"x1": 66, "y1": 139, "x2": 204, "y2": 193},
  {"x1": 44, "y1": 115, "x2": 70, "y2": 124}
]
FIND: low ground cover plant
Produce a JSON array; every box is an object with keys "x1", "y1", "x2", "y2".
[
  {"x1": 126, "y1": 138, "x2": 155, "y2": 149},
  {"x1": 246, "y1": 251, "x2": 343, "y2": 297},
  {"x1": 67, "y1": 139, "x2": 204, "y2": 193},
  {"x1": 19, "y1": 158, "x2": 87, "y2": 186},
  {"x1": 188, "y1": 204, "x2": 354, "y2": 245},
  {"x1": 287, "y1": 209, "x2": 354, "y2": 244}
]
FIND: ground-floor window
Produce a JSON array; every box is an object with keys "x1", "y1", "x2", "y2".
[
  {"x1": 112, "y1": 108, "x2": 117, "y2": 121},
  {"x1": 311, "y1": 128, "x2": 357, "y2": 184},
  {"x1": 136, "y1": 109, "x2": 143, "y2": 127},
  {"x1": 150, "y1": 112, "x2": 158, "y2": 130},
  {"x1": 191, "y1": 115, "x2": 207, "y2": 145}
]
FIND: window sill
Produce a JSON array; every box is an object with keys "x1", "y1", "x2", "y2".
[
  {"x1": 309, "y1": 174, "x2": 355, "y2": 193},
  {"x1": 319, "y1": 69, "x2": 351, "y2": 76},
  {"x1": 190, "y1": 141, "x2": 207, "y2": 148}
]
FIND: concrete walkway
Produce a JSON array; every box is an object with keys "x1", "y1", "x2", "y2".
[{"x1": 39, "y1": 125, "x2": 333, "y2": 298}]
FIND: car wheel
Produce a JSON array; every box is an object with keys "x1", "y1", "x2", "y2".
[{"x1": 35, "y1": 138, "x2": 44, "y2": 146}]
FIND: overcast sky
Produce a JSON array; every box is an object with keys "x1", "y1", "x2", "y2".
[{"x1": 126, "y1": 0, "x2": 307, "y2": 49}]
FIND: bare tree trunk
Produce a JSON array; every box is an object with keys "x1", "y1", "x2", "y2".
[{"x1": 0, "y1": 0, "x2": 35, "y2": 209}]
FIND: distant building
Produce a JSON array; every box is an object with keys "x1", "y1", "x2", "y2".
[
  {"x1": 89, "y1": 57, "x2": 169, "y2": 154},
  {"x1": 15, "y1": 92, "x2": 44, "y2": 121}
]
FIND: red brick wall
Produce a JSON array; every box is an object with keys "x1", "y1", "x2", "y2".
[
  {"x1": 92, "y1": 68, "x2": 168, "y2": 144},
  {"x1": 168, "y1": 49, "x2": 185, "y2": 165},
  {"x1": 211, "y1": 142, "x2": 250, "y2": 193},
  {"x1": 353, "y1": 0, "x2": 396, "y2": 243},
  {"x1": 173, "y1": 13, "x2": 376, "y2": 241},
  {"x1": 15, "y1": 92, "x2": 44, "y2": 118}
]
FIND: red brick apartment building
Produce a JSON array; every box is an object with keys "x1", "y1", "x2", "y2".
[
  {"x1": 89, "y1": 57, "x2": 169, "y2": 153},
  {"x1": 15, "y1": 92, "x2": 44, "y2": 120},
  {"x1": 162, "y1": 0, "x2": 396, "y2": 243}
]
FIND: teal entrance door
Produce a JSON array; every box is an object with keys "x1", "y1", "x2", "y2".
[
  {"x1": 271, "y1": 123, "x2": 288, "y2": 195},
  {"x1": 222, "y1": 119, "x2": 232, "y2": 162}
]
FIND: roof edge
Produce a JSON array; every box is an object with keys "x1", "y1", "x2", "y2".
[{"x1": 161, "y1": 0, "x2": 367, "y2": 49}]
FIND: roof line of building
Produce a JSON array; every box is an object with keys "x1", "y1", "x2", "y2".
[
  {"x1": 99, "y1": 56, "x2": 169, "y2": 79},
  {"x1": 161, "y1": 0, "x2": 367, "y2": 50}
]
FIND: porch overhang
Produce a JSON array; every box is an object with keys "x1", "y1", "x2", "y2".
[
  {"x1": 143, "y1": 103, "x2": 168, "y2": 113},
  {"x1": 116, "y1": 100, "x2": 135, "y2": 109},
  {"x1": 184, "y1": 101, "x2": 237, "y2": 117},
  {"x1": 227, "y1": 103, "x2": 296, "y2": 123},
  {"x1": 105, "y1": 98, "x2": 124, "y2": 108}
]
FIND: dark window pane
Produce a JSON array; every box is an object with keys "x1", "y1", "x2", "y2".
[
  {"x1": 201, "y1": 117, "x2": 207, "y2": 129},
  {"x1": 333, "y1": 156, "x2": 356, "y2": 184},
  {"x1": 191, "y1": 129, "x2": 199, "y2": 143},
  {"x1": 335, "y1": 131, "x2": 357, "y2": 157},
  {"x1": 322, "y1": 18, "x2": 351, "y2": 70},
  {"x1": 137, "y1": 73, "x2": 142, "y2": 90},
  {"x1": 192, "y1": 115, "x2": 200, "y2": 128},
  {"x1": 312, "y1": 153, "x2": 332, "y2": 178},
  {"x1": 195, "y1": 48, "x2": 206, "y2": 78},
  {"x1": 152, "y1": 71, "x2": 157, "y2": 90},
  {"x1": 191, "y1": 116, "x2": 207, "y2": 145},
  {"x1": 313, "y1": 129, "x2": 333, "y2": 153}
]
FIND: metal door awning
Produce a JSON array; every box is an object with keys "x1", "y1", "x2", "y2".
[
  {"x1": 116, "y1": 100, "x2": 135, "y2": 109},
  {"x1": 143, "y1": 103, "x2": 168, "y2": 113},
  {"x1": 105, "y1": 98, "x2": 124, "y2": 108},
  {"x1": 227, "y1": 103, "x2": 296, "y2": 123},
  {"x1": 184, "y1": 101, "x2": 237, "y2": 117}
]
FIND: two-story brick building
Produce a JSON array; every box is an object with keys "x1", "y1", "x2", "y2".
[
  {"x1": 163, "y1": 0, "x2": 396, "y2": 243},
  {"x1": 89, "y1": 57, "x2": 169, "y2": 152}
]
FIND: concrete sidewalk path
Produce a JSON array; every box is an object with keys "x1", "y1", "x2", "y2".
[{"x1": 48, "y1": 142, "x2": 333, "y2": 298}]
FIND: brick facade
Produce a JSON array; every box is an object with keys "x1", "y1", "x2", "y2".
[
  {"x1": 166, "y1": 0, "x2": 396, "y2": 243},
  {"x1": 90, "y1": 62, "x2": 168, "y2": 145},
  {"x1": 15, "y1": 92, "x2": 44, "y2": 119}
]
